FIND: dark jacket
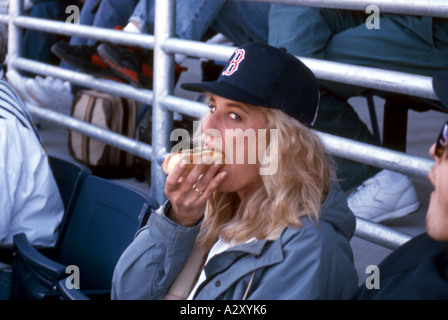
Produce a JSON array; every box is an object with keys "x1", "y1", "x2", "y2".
[{"x1": 354, "y1": 232, "x2": 448, "y2": 299}]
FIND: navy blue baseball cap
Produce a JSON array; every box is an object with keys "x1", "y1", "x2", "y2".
[{"x1": 181, "y1": 42, "x2": 320, "y2": 126}]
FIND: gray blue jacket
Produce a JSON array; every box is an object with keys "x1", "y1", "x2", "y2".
[{"x1": 111, "y1": 184, "x2": 358, "y2": 300}]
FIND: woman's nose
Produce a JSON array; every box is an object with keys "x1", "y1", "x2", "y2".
[{"x1": 202, "y1": 111, "x2": 223, "y2": 134}]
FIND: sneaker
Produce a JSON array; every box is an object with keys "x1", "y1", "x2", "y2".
[
  {"x1": 51, "y1": 41, "x2": 126, "y2": 82},
  {"x1": 97, "y1": 42, "x2": 154, "y2": 88},
  {"x1": 97, "y1": 42, "x2": 187, "y2": 88},
  {"x1": 347, "y1": 169, "x2": 420, "y2": 222},
  {"x1": 25, "y1": 76, "x2": 73, "y2": 115}
]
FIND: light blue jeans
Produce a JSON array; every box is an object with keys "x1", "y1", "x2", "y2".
[
  {"x1": 130, "y1": 0, "x2": 270, "y2": 44},
  {"x1": 70, "y1": 0, "x2": 139, "y2": 46}
]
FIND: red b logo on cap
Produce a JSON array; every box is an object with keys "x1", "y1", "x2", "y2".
[{"x1": 222, "y1": 49, "x2": 245, "y2": 76}]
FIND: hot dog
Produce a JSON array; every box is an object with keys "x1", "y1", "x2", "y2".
[{"x1": 162, "y1": 148, "x2": 225, "y2": 176}]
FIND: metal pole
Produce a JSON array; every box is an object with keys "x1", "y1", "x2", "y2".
[
  {"x1": 160, "y1": 95, "x2": 208, "y2": 120},
  {"x1": 355, "y1": 217, "x2": 413, "y2": 250},
  {"x1": 152, "y1": 0, "x2": 176, "y2": 204},
  {"x1": 0, "y1": 14, "x2": 8, "y2": 24},
  {"x1": 26, "y1": 102, "x2": 154, "y2": 161},
  {"x1": 7, "y1": 0, "x2": 22, "y2": 73},
  {"x1": 14, "y1": 16, "x2": 155, "y2": 50},
  {"x1": 163, "y1": 38, "x2": 438, "y2": 101},
  {"x1": 9, "y1": 15, "x2": 440, "y2": 101},
  {"x1": 11, "y1": 57, "x2": 153, "y2": 105},
  {"x1": 316, "y1": 131, "x2": 434, "y2": 180},
  {"x1": 230, "y1": 0, "x2": 448, "y2": 18},
  {"x1": 163, "y1": 38, "x2": 235, "y2": 62}
]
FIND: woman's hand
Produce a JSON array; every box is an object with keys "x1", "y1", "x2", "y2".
[{"x1": 165, "y1": 160, "x2": 227, "y2": 227}]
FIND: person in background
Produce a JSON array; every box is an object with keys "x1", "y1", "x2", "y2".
[
  {"x1": 353, "y1": 70, "x2": 448, "y2": 299},
  {"x1": 0, "y1": 23, "x2": 64, "y2": 300}
]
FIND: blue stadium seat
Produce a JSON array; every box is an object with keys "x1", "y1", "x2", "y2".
[
  {"x1": 57, "y1": 279, "x2": 90, "y2": 300},
  {"x1": 48, "y1": 155, "x2": 91, "y2": 246},
  {"x1": 48, "y1": 155, "x2": 91, "y2": 214},
  {"x1": 10, "y1": 175, "x2": 159, "y2": 300}
]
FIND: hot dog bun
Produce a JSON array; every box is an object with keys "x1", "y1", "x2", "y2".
[{"x1": 162, "y1": 148, "x2": 224, "y2": 176}]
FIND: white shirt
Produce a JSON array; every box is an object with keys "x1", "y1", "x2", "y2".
[{"x1": 0, "y1": 77, "x2": 64, "y2": 247}]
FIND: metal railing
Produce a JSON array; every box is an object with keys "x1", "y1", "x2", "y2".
[{"x1": 5, "y1": 0, "x2": 442, "y2": 249}]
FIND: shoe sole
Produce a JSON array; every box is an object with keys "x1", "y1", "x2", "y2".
[
  {"x1": 97, "y1": 44, "x2": 141, "y2": 87},
  {"x1": 98, "y1": 44, "x2": 154, "y2": 88},
  {"x1": 52, "y1": 44, "x2": 123, "y2": 80},
  {"x1": 370, "y1": 201, "x2": 421, "y2": 223}
]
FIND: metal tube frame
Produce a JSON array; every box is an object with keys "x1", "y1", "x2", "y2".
[
  {"x1": 151, "y1": 0, "x2": 175, "y2": 204},
  {"x1": 6, "y1": 0, "x2": 445, "y2": 249},
  {"x1": 230, "y1": 0, "x2": 448, "y2": 18}
]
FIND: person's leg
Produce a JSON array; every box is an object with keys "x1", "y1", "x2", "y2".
[
  {"x1": 22, "y1": 0, "x2": 70, "y2": 66},
  {"x1": 210, "y1": 2, "x2": 271, "y2": 45},
  {"x1": 85, "y1": 0, "x2": 139, "y2": 45},
  {"x1": 58, "y1": 0, "x2": 99, "y2": 70},
  {"x1": 59, "y1": 0, "x2": 139, "y2": 74},
  {"x1": 68, "y1": 0, "x2": 99, "y2": 46},
  {"x1": 268, "y1": 5, "x2": 364, "y2": 59},
  {"x1": 127, "y1": 0, "x2": 155, "y2": 34},
  {"x1": 325, "y1": 14, "x2": 448, "y2": 76},
  {"x1": 130, "y1": 0, "x2": 226, "y2": 41},
  {"x1": 67, "y1": 0, "x2": 139, "y2": 47}
]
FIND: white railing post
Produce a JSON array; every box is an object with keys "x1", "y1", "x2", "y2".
[
  {"x1": 152, "y1": 0, "x2": 176, "y2": 205},
  {"x1": 7, "y1": 0, "x2": 21, "y2": 73}
]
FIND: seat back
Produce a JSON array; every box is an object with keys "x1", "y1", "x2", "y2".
[
  {"x1": 48, "y1": 155, "x2": 91, "y2": 246},
  {"x1": 48, "y1": 155, "x2": 91, "y2": 212},
  {"x1": 56, "y1": 175, "x2": 158, "y2": 292}
]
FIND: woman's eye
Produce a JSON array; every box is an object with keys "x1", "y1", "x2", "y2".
[{"x1": 229, "y1": 112, "x2": 241, "y2": 121}]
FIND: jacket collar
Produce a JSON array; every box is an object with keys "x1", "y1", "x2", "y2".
[{"x1": 204, "y1": 235, "x2": 285, "y2": 279}]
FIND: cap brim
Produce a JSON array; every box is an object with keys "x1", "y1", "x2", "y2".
[
  {"x1": 433, "y1": 70, "x2": 448, "y2": 109},
  {"x1": 181, "y1": 81, "x2": 269, "y2": 108}
]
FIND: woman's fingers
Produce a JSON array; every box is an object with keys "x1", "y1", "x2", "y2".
[
  {"x1": 198, "y1": 171, "x2": 227, "y2": 200},
  {"x1": 191, "y1": 163, "x2": 223, "y2": 194},
  {"x1": 165, "y1": 159, "x2": 189, "y2": 186},
  {"x1": 165, "y1": 160, "x2": 227, "y2": 226}
]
